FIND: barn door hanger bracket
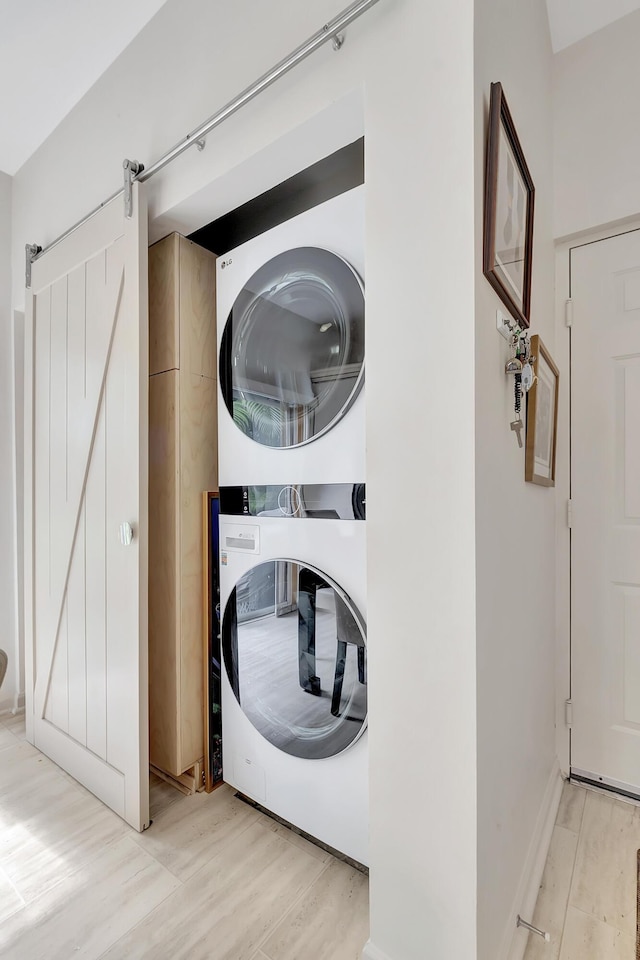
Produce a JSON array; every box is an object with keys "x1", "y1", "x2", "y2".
[
  {"x1": 25, "y1": 243, "x2": 42, "y2": 289},
  {"x1": 321, "y1": 14, "x2": 345, "y2": 49},
  {"x1": 123, "y1": 159, "x2": 144, "y2": 219}
]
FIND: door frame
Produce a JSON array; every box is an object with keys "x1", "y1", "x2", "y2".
[{"x1": 555, "y1": 215, "x2": 640, "y2": 779}]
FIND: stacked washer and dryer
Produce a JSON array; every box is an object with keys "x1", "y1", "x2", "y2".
[{"x1": 216, "y1": 185, "x2": 368, "y2": 865}]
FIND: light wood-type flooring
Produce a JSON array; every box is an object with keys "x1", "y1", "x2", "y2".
[
  {"x1": 524, "y1": 780, "x2": 639, "y2": 959},
  {"x1": 0, "y1": 711, "x2": 369, "y2": 960}
]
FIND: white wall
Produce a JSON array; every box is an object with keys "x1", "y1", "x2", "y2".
[
  {"x1": 474, "y1": 2, "x2": 558, "y2": 959},
  {"x1": 0, "y1": 171, "x2": 17, "y2": 714},
  {"x1": 10, "y1": 1, "x2": 478, "y2": 957},
  {"x1": 553, "y1": 9, "x2": 640, "y2": 239}
]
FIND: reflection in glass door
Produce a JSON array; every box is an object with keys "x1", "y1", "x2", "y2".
[
  {"x1": 223, "y1": 560, "x2": 367, "y2": 760},
  {"x1": 236, "y1": 560, "x2": 294, "y2": 623},
  {"x1": 220, "y1": 247, "x2": 365, "y2": 448},
  {"x1": 236, "y1": 560, "x2": 276, "y2": 623}
]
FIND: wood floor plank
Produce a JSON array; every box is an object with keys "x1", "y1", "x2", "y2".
[
  {"x1": 0, "y1": 742, "x2": 128, "y2": 904},
  {"x1": 130, "y1": 782, "x2": 260, "y2": 881},
  {"x1": 0, "y1": 865, "x2": 24, "y2": 925},
  {"x1": 555, "y1": 782, "x2": 586, "y2": 834},
  {"x1": 262, "y1": 859, "x2": 369, "y2": 960},
  {"x1": 0, "y1": 837, "x2": 179, "y2": 960},
  {"x1": 149, "y1": 772, "x2": 183, "y2": 820},
  {"x1": 1, "y1": 730, "x2": 369, "y2": 960},
  {"x1": 559, "y1": 906, "x2": 634, "y2": 960},
  {"x1": 525, "y1": 784, "x2": 640, "y2": 960},
  {"x1": 569, "y1": 790, "x2": 640, "y2": 937},
  {"x1": 262, "y1": 817, "x2": 332, "y2": 864},
  {"x1": 0, "y1": 723, "x2": 18, "y2": 751},
  {"x1": 1, "y1": 712, "x2": 27, "y2": 741},
  {"x1": 523, "y1": 824, "x2": 579, "y2": 960},
  {"x1": 100, "y1": 820, "x2": 326, "y2": 960}
]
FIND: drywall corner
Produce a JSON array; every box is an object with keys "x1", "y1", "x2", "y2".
[{"x1": 474, "y1": 0, "x2": 557, "y2": 957}]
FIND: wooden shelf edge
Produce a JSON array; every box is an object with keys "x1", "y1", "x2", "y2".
[{"x1": 150, "y1": 759, "x2": 205, "y2": 796}]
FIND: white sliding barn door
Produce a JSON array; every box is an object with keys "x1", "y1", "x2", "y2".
[{"x1": 24, "y1": 185, "x2": 149, "y2": 831}]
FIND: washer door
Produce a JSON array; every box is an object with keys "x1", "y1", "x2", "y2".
[
  {"x1": 220, "y1": 247, "x2": 364, "y2": 448},
  {"x1": 222, "y1": 559, "x2": 367, "y2": 759}
]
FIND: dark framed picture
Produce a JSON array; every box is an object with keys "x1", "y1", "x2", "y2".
[
  {"x1": 483, "y1": 82, "x2": 535, "y2": 328},
  {"x1": 525, "y1": 336, "x2": 559, "y2": 486}
]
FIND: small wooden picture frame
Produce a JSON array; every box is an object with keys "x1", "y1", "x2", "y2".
[
  {"x1": 525, "y1": 336, "x2": 559, "y2": 486},
  {"x1": 483, "y1": 82, "x2": 535, "y2": 328}
]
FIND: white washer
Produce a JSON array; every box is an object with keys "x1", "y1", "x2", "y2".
[
  {"x1": 219, "y1": 505, "x2": 368, "y2": 865},
  {"x1": 216, "y1": 185, "x2": 365, "y2": 486}
]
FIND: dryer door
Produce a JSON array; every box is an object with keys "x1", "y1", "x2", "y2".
[
  {"x1": 222, "y1": 559, "x2": 367, "y2": 759},
  {"x1": 220, "y1": 247, "x2": 364, "y2": 448}
]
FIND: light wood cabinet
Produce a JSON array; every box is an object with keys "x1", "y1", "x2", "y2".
[{"x1": 148, "y1": 233, "x2": 217, "y2": 779}]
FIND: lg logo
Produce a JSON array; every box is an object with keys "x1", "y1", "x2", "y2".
[{"x1": 220, "y1": 258, "x2": 233, "y2": 270}]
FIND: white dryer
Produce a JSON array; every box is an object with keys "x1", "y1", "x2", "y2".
[
  {"x1": 216, "y1": 186, "x2": 365, "y2": 486},
  {"x1": 218, "y1": 488, "x2": 368, "y2": 865}
]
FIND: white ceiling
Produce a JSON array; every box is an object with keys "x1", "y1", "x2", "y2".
[
  {"x1": 546, "y1": 0, "x2": 640, "y2": 52},
  {"x1": 0, "y1": 0, "x2": 170, "y2": 176},
  {"x1": 1, "y1": 0, "x2": 638, "y2": 175}
]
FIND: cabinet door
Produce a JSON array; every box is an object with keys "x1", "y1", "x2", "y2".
[
  {"x1": 179, "y1": 236, "x2": 217, "y2": 379},
  {"x1": 149, "y1": 369, "x2": 181, "y2": 774},
  {"x1": 148, "y1": 235, "x2": 217, "y2": 777},
  {"x1": 149, "y1": 233, "x2": 179, "y2": 376},
  {"x1": 177, "y1": 238, "x2": 218, "y2": 771}
]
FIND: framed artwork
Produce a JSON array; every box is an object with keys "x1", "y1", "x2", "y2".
[
  {"x1": 525, "y1": 336, "x2": 559, "y2": 486},
  {"x1": 483, "y1": 81, "x2": 535, "y2": 328}
]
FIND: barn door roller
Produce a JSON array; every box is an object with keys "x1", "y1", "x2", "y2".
[
  {"x1": 123, "y1": 160, "x2": 144, "y2": 219},
  {"x1": 25, "y1": 243, "x2": 42, "y2": 288}
]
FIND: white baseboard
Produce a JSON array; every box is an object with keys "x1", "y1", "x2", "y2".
[
  {"x1": 499, "y1": 760, "x2": 563, "y2": 960},
  {"x1": 361, "y1": 942, "x2": 393, "y2": 960}
]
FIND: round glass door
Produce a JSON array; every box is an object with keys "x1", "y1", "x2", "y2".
[
  {"x1": 220, "y1": 247, "x2": 365, "y2": 448},
  {"x1": 222, "y1": 559, "x2": 367, "y2": 759}
]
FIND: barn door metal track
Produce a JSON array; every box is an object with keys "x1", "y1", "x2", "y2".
[{"x1": 26, "y1": 0, "x2": 383, "y2": 283}]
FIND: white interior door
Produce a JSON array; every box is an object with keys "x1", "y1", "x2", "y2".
[
  {"x1": 572, "y1": 227, "x2": 640, "y2": 795},
  {"x1": 24, "y1": 185, "x2": 149, "y2": 830}
]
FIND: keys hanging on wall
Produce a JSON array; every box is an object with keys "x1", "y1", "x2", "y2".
[
  {"x1": 510, "y1": 364, "x2": 523, "y2": 448},
  {"x1": 510, "y1": 415, "x2": 523, "y2": 448},
  {"x1": 505, "y1": 328, "x2": 536, "y2": 449}
]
